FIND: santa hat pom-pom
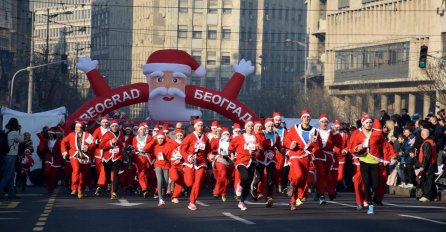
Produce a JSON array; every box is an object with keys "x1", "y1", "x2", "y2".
[{"x1": 194, "y1": 65, "x2": 206, "y2": 77}]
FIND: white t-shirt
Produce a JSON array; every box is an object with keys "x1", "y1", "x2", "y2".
[{"x1": 6, "y1": 130, "x2": 21, "y2": 156}]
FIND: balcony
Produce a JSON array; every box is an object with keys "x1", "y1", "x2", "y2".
[
  {"x1": 307, "y1": 59, "x2": 324, "y2": 79},
  {"x1": 312, "y1": 19, "x2": 326, "y2": 40}
]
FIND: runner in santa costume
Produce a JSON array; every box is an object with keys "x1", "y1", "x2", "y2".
[
  {"x1": 40, "y1": 127, "x2": 63, "y2": 193},
  {"x1": 180, "y1": 118, "x2": 212, "y2": 211},
  {"x1": 169, "y1": 129, "x2": 186, "y2": 204},
  {"x1": 333, "y1": 120, "x2": 350, "y2": 186},
  {"x1": 231, "y1": 123, "x2": 242, "y2": 195},
  {"x1": 348, "y1": 115, "x2": 379, "y2": 214},
  {"x1": 210, "y1": 127, "x2": 234, "y2": 203},
  {"x1": 317, "y1": 114, "x2": 342, "y2": 201},
  {"x1": 61, "y1": 121, "x2": 94, "y2": 199},
  {"x1": 92, "y1": 116, "x2": 109, "y2": 196},
  {"x1": 150, "y1": 132, "x2": 173, "y2": 206},
  {"x1": 283, "y1": 109, "x2": 322, "y2": 210},
  {"x1": 257, "y1": 118, "x2": 281, "y2": 207},
  {"x1": 98, "y1": 120, "x2": 125, "y2": 200},
  {"x1": 229, "y1": 120, "x2": 258, "y2": 211},
  {"x1": 131, "y1": 123, "x2": 154, "y2": 198},
  {"x1": 119, "y1": 123, "x2": 136, "y2": 191},
  {"x1": 207, "y1": 121, "x2": 219, "y2": 141},
  {"x1": 272, "y1": 112, "x2": 288, "y2": 193},
  {"x1": 251, "y1": 120, "x2": 268, "y2": 201}
]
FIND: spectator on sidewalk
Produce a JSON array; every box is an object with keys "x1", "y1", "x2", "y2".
[
  {"x1": 401, "y1": 109, "x2": 412, "y2": 128},
  {"x1": 416, "y1": 129, "x2": 437, "y2": 202}
]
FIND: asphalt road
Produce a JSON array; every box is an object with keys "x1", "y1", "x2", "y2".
[{"x1": 1, "y1": 187, "x2": 446, "y2": 232}]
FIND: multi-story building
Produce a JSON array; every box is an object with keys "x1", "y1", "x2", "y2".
[
  {"x1": 127, "y1": 0, "x2": 306, "y2": 119},
  {"x1": 0, "y1": 0, "x2": 32, "y2": 109},
  {"x1": 317, "y1": 0, "x2": 445, "y2": 122},
  {"x1": 33, "y1": 0, "x2": 92, "y2": 98}
]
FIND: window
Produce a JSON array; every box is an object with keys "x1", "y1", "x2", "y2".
[
  {"x1": 221, "y1": 53, "x2": 230, "y2": 65},
  {"x1": 192, "y1": 26, "x2": 202, "y2": 39},
  {"x1": 192, "y1": 50, "x2": 202, "y2": 62},
  {"x1": 207, "y1": 51, "x2": 216, "y2": 65},
  {"x1": 194, "y1": 0, "x2": 203, "y2": 13},
  {"x1": 178, "y1": 25, "x2": 188, "y2": 38},
  {"x1": 222, "y1": 29, "x2": 231, "y2": 39},
  {"x1": 223, "y1": 8, "x2": 232, "y2": 14},
  {"x1": 208, "y1": 0, "x2": 218, "y2": 13},
  {"x1": 206, "y1": 77, "x2": 216, "y2": 88},
  {"x1": 208, "y1": 29, "x2": 217, "y2": 39},
  {"x1": 179, "y1": 0, "x2": 188, "y2": 12}
]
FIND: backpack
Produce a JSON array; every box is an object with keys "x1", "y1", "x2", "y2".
[{"x1": 0, "y1": 129, "x2": 12, "y2": 157}]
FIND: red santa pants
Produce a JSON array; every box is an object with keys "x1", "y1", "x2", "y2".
[
  {"x1": 95, "y1": 157, "x2": 106, "y2": 185},
  {"x1": 44, "y1": 164, "x2": 61, "y2": 192},
  {"x1": 326, "y1": 155, "x2": 338, "y2": 196},
  {"x1": 169, "y1": 165, "x2": 185, "y2": 199},
  {"x1": 213, "y1": 162, "x2": 234, "y2": 197},
  {"x1": 288, "y1": 156, "x2": 310, "y2": 203},
  {"x1": 375, "y1": 164, "x2": 388, "y2": 200},
  {"x1": 132, "y1": 155, "x2": 151, "y2": 192},
  {"x1": 184, "y1": 166, "x2": 206, "y2": 203},
  {"x1": 70, "y1": 159, "x2": 90, "y2": 192},
  {"x1": 314, "y1": 158, "x2": 331, "y2": 196},
  {"x1": 337, "y1": 160, "x2": 345, "y2": 182},
  {"x1": 274, "y1": 152, "x2": 285, "y2": 187},
  {"x1": 353, "y1": 165, "x2": 365, "y2": 205}
]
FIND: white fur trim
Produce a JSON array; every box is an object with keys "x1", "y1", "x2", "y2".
[
  {"x1": 319, "y1": 117, "x2": 328, "y2": 122},
  {"x1": 194, "y1": 65, "x2": 206, "y2": 76},
  {"x1": 265, "y1": 121, "x2": 274, "y2": 126},
  {"x1": 143, "y1": 63, "x2": 191, "y2": 75},
  {"x1": 301, "y1": 113, "x2": 310, "y2": 118},
  {"x1": 194, "y1": 122, "x2": 203, "y2": 127},
  {"x1": 110, "y1": 122, "x2": 119, "y2": 126},
  {"x1": 156, "y1": 134, "x2": 165, "y2": 139}
]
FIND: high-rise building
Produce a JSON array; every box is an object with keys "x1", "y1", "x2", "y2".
[{"x1": 309, "y1": 0, "x2": 445, "y2": 122}]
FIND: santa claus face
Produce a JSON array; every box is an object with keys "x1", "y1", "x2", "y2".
[
  {"x1": 319, "y1": 119, "x2": 329, "y2": 130},
  {"x1": 148, "y1": 71, "x2": 187, "y2": 102}
]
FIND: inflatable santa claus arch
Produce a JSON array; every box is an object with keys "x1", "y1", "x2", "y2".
[{"x1": 64, "y1": 49, "x2": 261, "y2": 128}]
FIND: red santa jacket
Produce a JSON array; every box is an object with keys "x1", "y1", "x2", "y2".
[
  {"x1": 99, "y1": 130, "x2": 125, "y2": 162},
  {"x1": 132, "y1": 134, "x2": 155, "y2": 164},
  {"x1": 169, "y1": 139, "x2": 183, "y2": 168},
  {"x1": 124, "y1": 133, "x2": 135, "y2": 150},
  {"x1": 92, "y1": 126, "x2": 109, "y2": 158},
  {"x1": 152, "y1": 141, "x2": 173, "y2": 170},
  {"x1": 257, "y1": 130, "x2": 280, "y2": 165},
  {"x1": 61, "y1": 132, "x2": 94, "y2": 163},
  {"x1": 382, "y1": 139, "x2": 396, "y2": 165},
  {"x1": 41, "y1": 138, "x2": 63, "y2": 168},
  {"x1": 229, "y1": 133, "x2": 258, "y2": 168},
  {"x1": 283, "y1": 124, "x2": 323, "y2": 161},
  {"x1": 210, "y1": 137, "x2": 220, "y2": 155},
  {"x1": 348, "y1": 128, "x2": 370, "y2": 166},
  {"x1": 335, "y1": 132, "x2": 350, "y2": 163},
  {"x1": 180, "y1": 131, "x2": 211, "y2": 169},
  {"x1": 318, "y1": 128, "x2": 342, "y2": 161}
]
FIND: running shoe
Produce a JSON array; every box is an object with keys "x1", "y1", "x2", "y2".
[{"x1": 238, "y1": 201, "x2": 247, "y2": 211}]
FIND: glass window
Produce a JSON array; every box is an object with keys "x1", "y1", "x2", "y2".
[
  {"x1": 194, "y1": 0, "x2": 203, "y2": 13},
  {"x1": 178, "y1": 25, "x2": 188, "y2": 38},
  {"x1": 208, "y1": 0, "x2": 217, "y2": 13},
  {"x1": 207, "y1": 51, "x2": 216, "y2": 65},
  {"x1": 192, "y1": 29, "x2": 202, "y2": 39},
  {"x1": 192, "y1": 50, "x2": 202, "y2": 62},
  {"x1": 222, "y1": 29, "x2": 231, "y2": 39},
  {"x1": 208, "y1": 30, "x2": 217, "y2": 39},
  {"x1": 223, "y1": 8, "x2": 232, "y2": 14},
  {"x1": 221, "y1": 53, "x2": 230, "y2": 65},
  {"x1": 179, "y1": 0, "x2": 188, "y2": 13}
]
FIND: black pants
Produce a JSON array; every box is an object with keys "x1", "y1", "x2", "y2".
[
  {"x1": 102, "y1": 159, "x2": 122, "y2": 194},
  {"x1": 282, "y1": 165, "x2": 290, "y2": 188},
  {"x1": 421, "y1": 165, "x2": 437, "y2": 200},
  {"x1": 402, "y1": 163, "x2": 415, "y2": 185},
  {"x1": 237, "y1": 163, "x2": 255, "y2": 202},
  {"x1": 359, "y1": 161, "x2": 379, "y2": 204},
  {"x1": 252, "y1": 162, "x2": 275, "y2": 198}
]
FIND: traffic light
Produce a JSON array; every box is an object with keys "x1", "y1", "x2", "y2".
[
  {"x1": 61, "y1": 54, "x2": 68, "y2": 73},
  {"x1": 418, "y1": 45, "x2": 428, "y2": 69}
]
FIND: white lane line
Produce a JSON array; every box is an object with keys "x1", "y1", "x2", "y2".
[
  {"x1": 0, "y1": 211, "x2": 24, "y2": 213},
  {"x1": 398, "y1": 214, "x2": 446, "y2": 225},
  {"x1": 222, "y1": 212, "x2": 256, "y2": 225},
  {"x1": 0, "y1": 218, "x2": 18, "y2": 220},
  {"x1": 327, "y1": 201, "x2": 357, "y2": 208},
  {"x1": 385, "y1": 202, "x2": 446, "y2": 210},
  {"x1": 16, "y1": 194, "x2": 44, "y2": 197},
  {"x1": 244, "y1": 200, "x2": 289, "y2": 206},
  {"x1": 195, "y1": 201, "x2": 209, "y2": 207},
  {"x1": 32, "y1": 227, "x2": 44, "y2": 231}
]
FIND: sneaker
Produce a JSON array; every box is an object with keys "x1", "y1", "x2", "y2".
[
  {"x1": 77, "y1": 190, "x2": 84, "y2": 199},
  {"x1": 405, "y1": 183, "x2": 414, "y2": 189},
  {"x1": 266, "y1": 197, "x2": 274, "y2": 207},
  {"x1": 158, "y1": 199, "x2": 165, "y2": 207},
  {"x1": 398, "y1": 183, "x2": 406, "y2": 188},
  {"x1": 213, "y1": 194, "x2": 219, "y2": 198},
  {"x1": 143, "y1": 191, "x2": 149, "y2": 199},
  {"x1": 238, "y1": 201, "x2": 247, "y2": 211},
  {"x1": 70, "y1": 190, "x2": 77, "y2": 197},
  {"x1": 257, "y1": 193, "x2": 264, "y2": 199},
  {"x1": 363, "y1": 201, "x2": 369, "y2": 207},
  {"x1": 110, "y1": 193, "x2": 118, "y2": 200},
  {"x1": 290, "y1": 203, "x2": 297, "y2": 211},
  {"x1": 419, "y1": 197, "x2": 431, "y2": 202},
  {"x1": 319, "y1": 195, "x2": 326, "y2": 205},
  {"x1": 153, "y1": 195, "x2": 159, "y2": 199},
  {"x1": 278, "y1": 185, "x2": 282, "y2": 193},
  {"x1": 373, "y1": 197, "x2": 383, "y2": 206},
  {"x1": 221, "y1": 196, "x2": 227, "y2": 203},
  {"x1": 356, "y1": 205, "x2": 364, "y2": 210},
  {"x1": 188, "y1": 202, "x2": 197, "y2": 211},
  {"x1": 94, "y1": 187, "x2": 102, "y2": 197},
  {"x1": 286, "y1": 185, "x2": 294, "y2": 197},
  {"x1": 171, "y1": 198, "x2": 179, "y2": 204},
  {"x1": 235, "y1": 184, "x2": 243, "y2": 197},
  {"x1": 295, "y1": 198, "x2": 303, "y2": 206},
  {"x1": 367, "y1": 205, "x2": 374, "y2": 214}
]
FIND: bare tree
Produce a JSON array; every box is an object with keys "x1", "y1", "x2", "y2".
[{"x1": 418, "y1": 57, "x2": 446, "y2": 108}]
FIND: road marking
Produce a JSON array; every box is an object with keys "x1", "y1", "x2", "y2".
[
  {"x1": 0, "y1": 202, "x2": 19, "y2": 209},
  {"x1": 327, "y1": 201, "x2": 357, "y2": 208},
  {"x1": 32, "y1": 227, "x2": 44, "y2": 231},
  {"x1": 222, "y1": 212, "x2": 255, "y2": 225},
  {"x1": 39, "y1": 217, "x2": 48, "y2": 221},
  {"x1": 32, "y1": 188, "x2": 59, "y2": 231},
  {"x1": 36, "y1": 222, "x2": 45, "y2": 226},
  {"x1": 244, "y1": 200, "x2": 289, "y2": 206},
  {"x1": 109, "y1": 199, "x2": 143, "y2": 207},
  {"x1": 195, "y1": 201, "x2": 209, "y2": 207},
  {"x1": 16, "y1": 194, "x2": 44, "y2": 197},
  {"x1": 0, "y1": 217, "x2": 18, "y2": 220},
  {"x1": 0, "y1": 211, "x2": 24, "y2": 213},
  {"x1": 385, "y1": 202, "x2": 446, "y2": 210},
  {"x1": 398, "y1": 214, "x2": 446, "y2": 225}
]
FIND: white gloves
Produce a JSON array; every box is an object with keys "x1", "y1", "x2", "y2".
[
  {"x1": 233, "y1": 59, "x2": 255, "y2": 77},
  {"x1": 76, "y1": 56, "x2": 98, "y2": 73}
]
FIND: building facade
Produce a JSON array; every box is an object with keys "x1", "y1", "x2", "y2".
[{"x1": 317, "y1": 0, "x2": 445, "y2": 122}]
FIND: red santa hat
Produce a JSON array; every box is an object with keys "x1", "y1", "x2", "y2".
[
  {"x1": 110, "y1": 120, "x2": 119, "y2": 127},
  {"x1": 155, "y1": 131, "x2": 165, "y2": 138},
  {"x1": 372, "y1": 119, "x2": 382, "y2": 130},
  {"x1": 233, "y1": 123, "x2": 241, "y2": 131},
  {"x1": 301, "y1": 109, "x2": 310, "y2": 118},
  {"x1": 48, "y1": 127, "x2": 57, "y2": 134},
  {"x1": 75, "y1": 120, "x2": 86, "y2": 127},
  {"x1": 194, "y1": 119, "x2": 203, "y2": 127},
  {"x1": 100, "y1": 116, "x2": 109, "y2": 122},
  {"x1": 142, "y1": 49, "x2": 206, "y2": 77},
  {"x1": 153, "y1": 124, "x2": 160, "y2": 131},
  {"x1": 175, "y1": 128, "x2": 184, "y2": 136},
  {"x1": 211, "y1": 121, "x2": 219, "y2": 129},
  {"x1": 319, "y1": 113, "x2": 329, "y2": 122},
  {"x1": 55, "y1": 127, "x2": 64, "y2": 134},
  {"x1": 124, "y1": 124, "x2": 133, "y2": 130},
  {"x1": 162, "y1": 124, "x2": 169, "y2": 132},
  {"x1": 264, "y1": 118, "x2": 274, "y2": 126},
  {"x1": 244, "y1": 120, "x2": 254, "y2": 128},
  {"x1": 221, "y1": 127, "x2": 230, "y2": 135},
  {"x1": 361, "y1": 115, "x2": 372, "y2": 125},
  {"x1": 273, "y1": 112, "x2": 281, "y2": 120},
  {"x1": 254, "y1": 121, "x2": 262, "y2": 127},
  {"x1": 138, "y1": 123, "x2": 147, "y2": 130},
  {"x1": 334, "y1": 120, "x2": 341, "y2": 127}
]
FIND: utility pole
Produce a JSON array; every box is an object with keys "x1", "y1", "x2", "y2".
[{"x1": 27, "y1": 11, "x2": 35, "y2": 113}]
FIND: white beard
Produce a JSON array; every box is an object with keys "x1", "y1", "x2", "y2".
[{"x1": 148, "y1": 93, "x2": 202, "y2": 122}]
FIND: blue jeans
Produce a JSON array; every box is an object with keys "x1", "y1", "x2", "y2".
[{"x1": 0, "y1": 155, "x2": 17, "y2": 197}]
